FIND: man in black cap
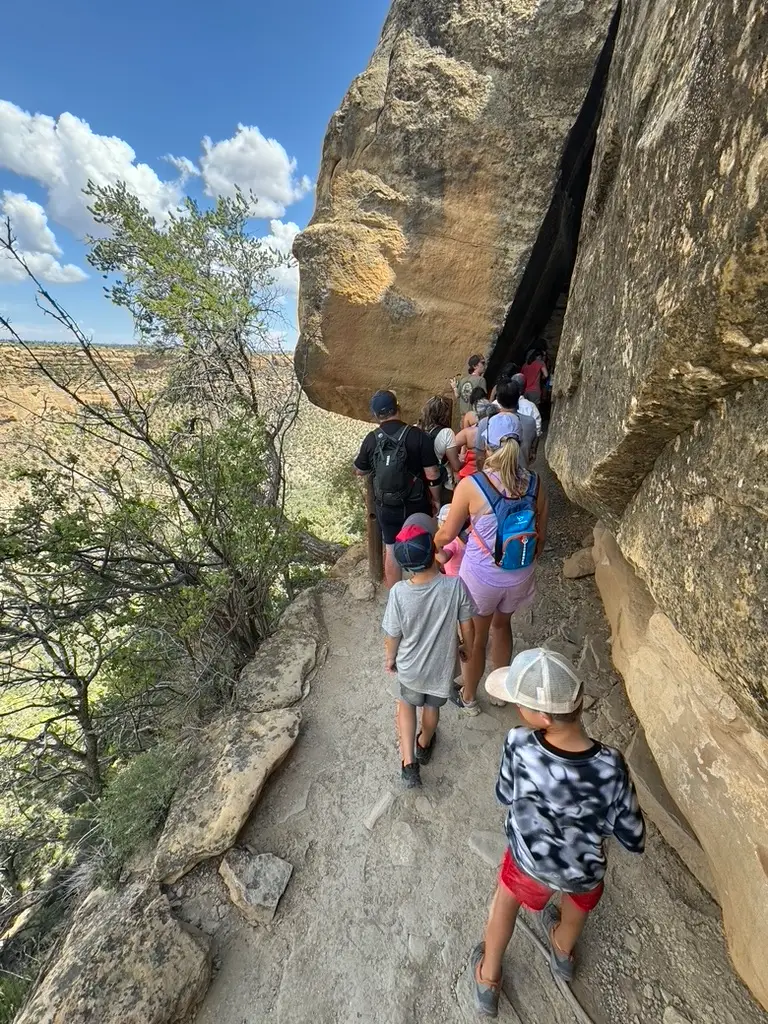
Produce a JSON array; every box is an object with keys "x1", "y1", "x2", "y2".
[{"x1": 355, "y1": 390, "x2": 442, "y2": 588}]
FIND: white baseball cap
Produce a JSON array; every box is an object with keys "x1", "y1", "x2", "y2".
[{"x1": 484, "y1": 648, "x2": 583, "y2": 714}]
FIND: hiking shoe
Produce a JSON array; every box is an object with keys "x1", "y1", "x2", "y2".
[
  {"x1": 449, "y1": 685, "x2": 481, "y2": 717},
  {"x1": 541, "y1": 901, "x2": 574, "y2": 983},
  {"x1": 469, "y1": 942, "x2": 500, "y2": 1017},
  {"x1": 414, "y1": 731, "x2": 436, "y2": 766},
  {"x1": 488, "y1": 694, "x2": 506, "y2": 708},
  {"x1": 401, "y1": 762, "x2": 422, "y2": 789}
]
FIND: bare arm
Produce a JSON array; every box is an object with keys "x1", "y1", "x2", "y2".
[
  {"x1": 444, "y1": 444, "x2": 462, "y2": 475},
  {"x1": 384, "y1": 634, "x2": 400, "y2": 673},
  {"x1": 424, "y1": 465, "x2": 442, "y2": 514},
  {"x1": 459, "y1": 617, "x2": 475, "y2": 659},
  {"x1": 435, "y1": 478, "x2": 473, "y2": 550}
]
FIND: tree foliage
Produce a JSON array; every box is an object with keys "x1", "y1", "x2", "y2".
[{"x1": 0, "y1": 186, "x2": 334, "y2": 965}]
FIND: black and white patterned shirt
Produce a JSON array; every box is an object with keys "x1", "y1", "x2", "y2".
[{"x1": 497, "y1": 728, "x2": 645, "y2": 893}]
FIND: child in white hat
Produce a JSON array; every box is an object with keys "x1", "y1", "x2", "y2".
[{"x1": 469, "y1": 648, "x2": 645, "y2": 1016}]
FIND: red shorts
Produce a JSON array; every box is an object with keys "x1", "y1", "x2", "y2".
[{"x1": 499, "y1": 849, "x2": 604, "y2": 913}]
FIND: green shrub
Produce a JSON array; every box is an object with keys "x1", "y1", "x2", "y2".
[
  {"x1": 98, "y1": 743, "x2": 192, "y2": 868},
  {"x1": 0, "y1": 975, "x2": 30, "y2": 1024}
]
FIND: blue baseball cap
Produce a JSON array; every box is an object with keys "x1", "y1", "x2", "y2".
[
  {"x1": 393, "y1": 513, "x2": 437, "y2": 570},
  {"x1": 370, "y1": 390, "x2": 398, "y2": 418}
]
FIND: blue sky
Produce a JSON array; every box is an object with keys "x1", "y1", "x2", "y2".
[{"x1": 0, "y1": 0, "x2": 391, "y2": 345}]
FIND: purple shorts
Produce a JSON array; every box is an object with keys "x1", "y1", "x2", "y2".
[{"x1": 459, "y1": 560, "x2": 536, "y2": 617}]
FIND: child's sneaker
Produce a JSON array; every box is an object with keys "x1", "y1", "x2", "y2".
[
  {"x1": 469, "y1": 942, "x2": 500, "y2": 1017},
  {"x1": 449, "y1": 684, "x2": 480, "y2": 716},
  {"x1": 541, "y1": 902, "x2": 574, "y2": 983},
  {"x1": 414, "y1": 732, "x2": 436, "y2": 765},
  {"x1": 401, "y1": 762, "x2": 422, "y2": 788}
]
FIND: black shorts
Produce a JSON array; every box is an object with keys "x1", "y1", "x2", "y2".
[{"x1": 376, "y1": 500, "x2": 432, "y2": 545}]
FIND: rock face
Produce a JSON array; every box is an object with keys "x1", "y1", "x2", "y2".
[
  {"x1": 294, "y1": 0, "x2": 616, "y2": 420},
  {"x1": 154, "y1": 708, "x2": 301, "y2": 884},
  {"x1": 544, "y1": 2, "x2": 768, "y2": 1004},
  {"x1": 547, "y1": 0, "x2": 768, "y2": 730},
  {"x1": 593, "y1": 525, "x2": 768, "y2": 1008},
  {"x1": 16, "y1": 884, "x2": 211, "y2": 1024}
]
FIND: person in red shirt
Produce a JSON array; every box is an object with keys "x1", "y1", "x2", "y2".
[{"x1": 520, "y1": 347, "x2": 549, "y2": 407}]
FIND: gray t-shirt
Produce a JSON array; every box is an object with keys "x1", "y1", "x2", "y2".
[
  {"x1": 457, "y1": 374, "x2": 487, "y2": 416},
  {"x1": 382, "y1": 574, "x2": 476, "y2": 697},
  {"x1": 476, "y1": 411, "x2": 537, "y2": 465}
]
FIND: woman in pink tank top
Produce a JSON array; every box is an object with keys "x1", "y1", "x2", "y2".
[{"x1": 435, "y1": 420, "x2": 548, "y2": 713}]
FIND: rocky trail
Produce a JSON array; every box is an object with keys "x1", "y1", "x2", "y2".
[{"x1": 178, "y1": 465, "x2": 767, "y2": 1024}]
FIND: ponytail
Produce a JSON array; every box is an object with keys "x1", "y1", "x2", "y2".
[{"x1": 484, "y1": 438, "x2": 528, "y2": 496}]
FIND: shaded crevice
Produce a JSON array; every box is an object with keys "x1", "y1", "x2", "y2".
[{"x1": 487, "y1": 2, "x2": 623, "y2": 385}]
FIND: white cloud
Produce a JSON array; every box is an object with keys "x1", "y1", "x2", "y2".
[
  {"x1": 200, "y1": 125, "x2": 311, "y2": 218},
  {"x1": 165, "y1": 153, "x2": 200, "y2": 182},
  {"x1": 261, "y1": 219, "x2": 300, "y2": 294},
  {"x1": 2, "y1": 191, "x2": 60, "y2": 254},
  {"x1": 0, "y1": 191, "x2": 87, "y2": 284},
  {"x1": 0, "y1": 100, "x2": 183, "y2": 237}
]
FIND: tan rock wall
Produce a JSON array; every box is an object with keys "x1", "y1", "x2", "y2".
[
  {"x1": 594, "y1": 524, "x2": 768, "y2": 1009},
  {"x1": 295, "y1": 0, "x2": 616, "y2": 420}
]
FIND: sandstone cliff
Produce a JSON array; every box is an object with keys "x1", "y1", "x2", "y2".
[
  {"x1": 297, "y1": 0, "x2": 768, "y2": 1007},
  {"x1": 294, "y1": 0, "x2": 616, "y2": 420},
  {"x1": 546, "y1": 0, "x2": 768, "y2": 1004}
]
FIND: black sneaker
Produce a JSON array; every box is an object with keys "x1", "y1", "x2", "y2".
[
  {"x1": 414, "y1": 731, "x2": 436, "y2": 766},
  {"x1": 401, "y1": 762, "x2": 422, "y2": 788}
]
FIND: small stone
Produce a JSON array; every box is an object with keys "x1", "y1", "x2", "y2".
[
  {"x1": 363, "y1": 791, "x2": 395, "y2": 831},
  {"x1": 624, "y1": 933, "x2": 642, "y2": 955},
  {"x1": 388, "y1": 821, "x2": 417, "y2": 866},
  {"x1": 663, "y1": 1009, "x2": 692, "y2": 1024},
  {"x1": 216, "y1": 904, "x2": 227, "y2": 920},
  {"x1": 348, "y1": 577, "x2": 375, "y2": 601},
  {"x1": 643, "y1": 984, "x2": 655, "y2": 1001},
  {"x1": 581, "y1": 529, "x2": 595, "y2": 548},
  {"x1": 543, "y1": 635, "x2": 579, "y2": 663},
  {"x1": 219, "y1": 850, "x2": 293, "y2": 926},
  {"x1": 582, "y1": 694, "x2": 596, "y2": 710},
  {"x1": 562, "y1": 546, "x2": 596, "y2": 579}
]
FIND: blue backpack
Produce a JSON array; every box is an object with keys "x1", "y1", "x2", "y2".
[{"x1": 472, "y1": 471, "x2": 539, "y2": 570}]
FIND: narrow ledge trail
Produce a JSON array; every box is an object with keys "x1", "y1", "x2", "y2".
[{"x1": 193, "y1": 463, "x2": 768, "y2": 1024}]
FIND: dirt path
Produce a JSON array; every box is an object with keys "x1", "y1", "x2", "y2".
[{"x1": 192, "y1": 468, "x2": 767, "y2": 1024}]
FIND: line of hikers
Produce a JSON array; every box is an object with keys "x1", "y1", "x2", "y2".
[{"x1": 353, "y1": 353, "x2": 645, "y2": 1017}]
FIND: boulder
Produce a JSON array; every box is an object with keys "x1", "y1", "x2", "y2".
[
  {"x1": 348, "y1": 576, "x2": 376, "y2": 602},
  {"x1": 294, "y1": 0, "x2": 617, "y2": 420},
  {"x1": 219, "y1": 850, "x2": 293, "y2": 926},
  {"x1": 593, "y1": 524, "x2": 768, "y2": 1009},
  {"x1": 154, "y1": 709, "x2": 301, "y2": 884},
  {"x1": 329, "y1": 542, "x2": 367, "y2": 579},
  {"x1": 278, "y1": 585, "x2": 327, "y2": 646},
  {"x1": 16, "y1": 884, "x2": 210, "y2": 1024},
  {"x1": 562, "y1": 546, "x2": 595, "y2": 579},
  {"x1": 238, "y1": 631, "x2": 318, "y2": 712},
  {"x1": 548, "y1": 0, "x2": 768, "y2": 522}
]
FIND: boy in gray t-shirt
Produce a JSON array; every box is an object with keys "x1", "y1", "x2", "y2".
[{"x1": 383, "y1": 514, "x2": 476, "y2": 788}]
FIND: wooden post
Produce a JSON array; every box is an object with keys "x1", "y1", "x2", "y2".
[{"x1": 365, "y1": 476, "x2": 383, "y2": 583}]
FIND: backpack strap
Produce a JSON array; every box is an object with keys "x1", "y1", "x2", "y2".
[{"x1": 471, "y1": 471, "x2": 502, "y2": 511}]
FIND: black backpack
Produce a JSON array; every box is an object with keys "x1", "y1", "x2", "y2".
[{"x1": 372, "y1": 426, "x2": 418, "y2": 506}]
